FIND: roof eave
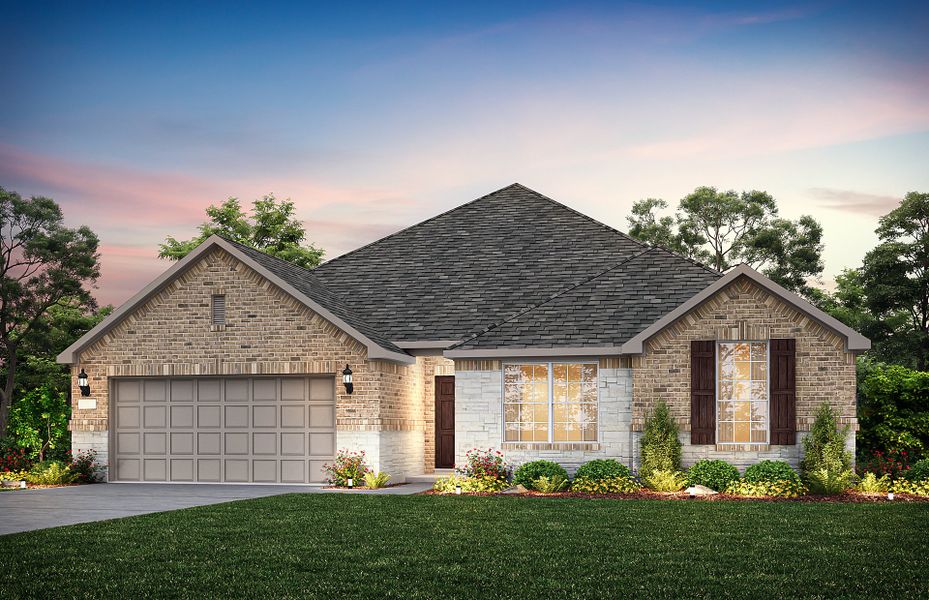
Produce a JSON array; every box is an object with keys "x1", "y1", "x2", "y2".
[
  {"x1": 619, "y1": 264, "x2": 871, "y2": 355},
  {"x1": 444, "y1": 346, "x2": 624, "y2": 359},
  {"x1": 58, "y1": 236, "x2": 414, "y2": 366}
]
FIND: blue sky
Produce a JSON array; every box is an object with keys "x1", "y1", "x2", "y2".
[{"x1": 2, "y1": 1, "x2": 928, "y2": 304}]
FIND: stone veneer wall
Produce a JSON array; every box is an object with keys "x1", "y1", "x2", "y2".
[
  {"x1": 631, "y1": 276, "x2": 858, "y2": 469},
  {"x1": 453, "y1": 358, "x2": 634, "y2": 473},
  {"x1": 68, "y1": 247, "x2": 429, "y2": 482}
]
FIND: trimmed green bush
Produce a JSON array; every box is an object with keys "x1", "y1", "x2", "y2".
[
  {"x1": 686, "y1": 459, "x2": 741, "y2": 492},
  {"x1": 903, "y1": 458, "x2": 929, "y2": 482},
  {"x1": 513, "y1": 460, "x2": 569, "y2": 490},
  {"x1": 801, "y1": 402, "x2": 853, "y2": 494},
  {"x1": 744, "y1": 460, "x2": 801, "y2": 486},
  {"x1": 574, "y1": 459, "x2": 630, "y2": 482},
  {"x1": 639, "y1": 400, "x2": 682, "y2": 479}
]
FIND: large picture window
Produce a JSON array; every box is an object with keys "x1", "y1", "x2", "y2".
[
  {"x1": 503, "y1": 363, "x2": 598, "y2": 443},
  {"x1": 717, "y1": 341, "x2": 768, "y2": 444}
]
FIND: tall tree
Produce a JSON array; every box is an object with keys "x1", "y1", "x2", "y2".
[
  {"x1": 159, "y1": 195, "x2": 324, "y2": 268},
  {"x1": 626, "y1": 186, "x2": 824, "y2": 295},
  {"x1": 0, "y1": 188, "x2": 100, "y2": 434},
  {"x1": 859, "y1": 191, "x2": 929, "y2": 370}
]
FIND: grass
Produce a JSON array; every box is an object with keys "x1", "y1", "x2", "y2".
[{"x1": 1, "y1": 494, "x2": 927, "y2": 599}]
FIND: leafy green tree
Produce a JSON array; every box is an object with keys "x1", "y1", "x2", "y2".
[
  {"x1": 159, "y1": 195, "x2": 324, "y2": 268},
  {"x1": 857, "y1": 362, "x2": 929, "y2": 461},
  {"x1": 859, "y1": 192, "x2": 929, "y2": 370},
  {"x1": 626, "y1": 187, "x2": 824, "y2": 295},
  {"x1": 8, "y1": 386, "x2": 70, "y2": 461},
  {"x1": 0, "y1": 188, "x2": 100, "y2": 435}
]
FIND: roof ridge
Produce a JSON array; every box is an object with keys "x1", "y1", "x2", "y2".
[
  {"x1": 314, "y1": 183, "x2": 528, "y2": 271},
  {"x1": 451, "y1": 246, "x2": 657, "y2": 349}
]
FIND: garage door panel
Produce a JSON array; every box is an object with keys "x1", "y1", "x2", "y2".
[
  {"x1": 198, "y1": 432, "x2": 221, "y2": 454},
  {"x1": 225, "y1": 380, "x2": 249, "y2": 402},
  {"x1": 170, "y1": 380, "x2": 195, "y2": 402},
  {"x1": 281, "y1": 460, "x2": 306, "y2": 483},
  {"x1": 253, "y1": 433, "x2": 277, "y2": 455},
  {"x1": 114, "y1": 376, "x2": 335, "y2": 483},
  {"x1": 225, "y1": 405, "x2": 249, "y2": 428},
  {"x1": 198, "y1": 459, "x2": 221, "y2": 482},
  {"x1": 117, "y1": 406, "x2": 140, "y2": 429},
  {"x1": 225, "y1": 459, "x2": 249, "y2": 482},
  {"x1": 144, "y1": 432, "x2": 167, "y2": 454},
  {"x1": 171, "y1": 432, "x2": 194, "y2": 454},
  {"x1": 198, "y1": 380, "x2": 221, "y2": 402},
  {"x1": 171, "y1": 406, "x2": 194, "y2": 428},
  {"x1": 118, "y1": 432, "x2": 140, "y2": 454},
  {"x1": 144, "y1": 459, "x2": 167, "y2": 481},
  {"x1": 309, "y1": 405, "x2": 335, "y2": 428},
  {"x1": 143, "y1": 406, "x2": 166, "y2": 428},
  {"x1": 171, "y1": 459, "x2": 194, "y2": 481},
  {"x1": 143, "y1": 380, "x2": 167, "y2": 402},
  {"x1": 198, "y1": 405, "x2": 221, "y2": 428},
  {"x1": 309, "y1": 433, "x2": 335, "y2": 457}
]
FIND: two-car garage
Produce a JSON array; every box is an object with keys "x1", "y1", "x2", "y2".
[{"x1": 111, "y1": 376, "x2": 336, "y2": 484}]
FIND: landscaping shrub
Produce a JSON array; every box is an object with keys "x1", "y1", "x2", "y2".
[
  {"x1": 639, "y1": 401, "x2": 681, "y2": 479},
  {"x1": 857, "y1": 449, "x2": 912, "y2": 479},
  {"x1": 724, "y1": 479, "x2": 806, "y2": 498},
  {"x1": 903, "y1": 458, "x2": 929, "y2": 482},
  {"x1": 513, "y1": 460, "x2": 568, "y2": 489},
  {"x1": 532, "y1": 475, "x2": 569, "y2": 493},
  {"x1": 801, "y1": 403, "x2": 853, "y2": 494},
  {"x1": 322, "y1": 449, "x2": 370, "y2": 486},
  {"x1": 68, "y1": 449, "x2": 101, "y2": 483},
  {"x1": 686, "y1": 459, "x2": 741, "y2": 492},
  {"x1": 857, "y1": 361, "x2": 929, "y2": 462},
  {"x1": 743, "y1": 460, "x2": 802, "y2": 486},
  {"x1": 433, "y1": 474, "x2": 508, "y2": 494},
  {"x1": 458, "y1": 448, "x2": 510, "y2": 483},
  {"x1": 26, "y1": 461, "x2": 77, "y2": 485},
  {"x1": 856, "y1": 472, "x2": 891, "y2": 494},
  {"x1": 0, "y1": 470, "x2": 29, "y2": 482},
  {"x1": 7, "y1": 386, "x2": 70, "y2": 461},
  {"x1": 643, "y1": 469, "x2": 687, "y2": 492},
  {"x1": 571, "y1": 475, "x2": 640, "y2": 494},
  {"x1": 574, "y1": 458, "x2": 630, "y2": 482},
  {"x1": 363, "y1": 471, "x2": 391, "y2": 489},
  {"x1": 891, "y1": 478, "x2": 929, "y2": 496},
  {"x1": 0, "y1": 438, "x2": 33, "y2": 472}
]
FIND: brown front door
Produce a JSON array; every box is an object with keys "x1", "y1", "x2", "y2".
[{"x1": 435, "y1": 376, "x2": 455, "y2": 469}]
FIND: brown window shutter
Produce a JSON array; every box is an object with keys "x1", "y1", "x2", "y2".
[
  {"x1": 769, "y1": 339, "x2": 797, "y2": 445},
  {"x1": 690, "y1": 340, "x2": 715, "y2": 445}
]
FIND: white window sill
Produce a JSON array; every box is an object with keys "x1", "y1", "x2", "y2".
[{"x1": 502, "y1": 442, "x2": 600, "y2": 451}]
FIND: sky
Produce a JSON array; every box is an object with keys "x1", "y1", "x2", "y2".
[{"x1": 2, "y1": 0, "x2": 928, "y2": 306}]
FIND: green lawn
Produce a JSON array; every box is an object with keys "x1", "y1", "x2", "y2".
[{"x1": 1, "y1": 495, "x2": 927, "y2": 599}]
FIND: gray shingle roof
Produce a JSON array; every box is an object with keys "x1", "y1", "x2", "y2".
[
  {"x1": 223, "y1": 239, "x2": 406, "y2": 355},
  {"x1": 450, "y1": 246, "x2": 721, "y2": 350},
  {"x1": 312, "y1": 183, "x2": 651, "y2": 342}
]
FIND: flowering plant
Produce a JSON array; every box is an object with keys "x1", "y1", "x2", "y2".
[
  {"x1": 322, "y1": 449, "x2": 371, "y2": 486},
  {"x1": 457, "y1": 448, "x2": 510, "y2": 482},
  {"x1": 857, "y1": 449, "x2": 911, "y2": 479},
  {"x1": 0, "y1": 444, "x2": 33, "y2": 473},
  {"x1": 69, "y1": 449, "x2": 102, "y2": 483}
]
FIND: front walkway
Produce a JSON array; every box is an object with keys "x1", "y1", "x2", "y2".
[{"x1": 0, "y1": 482, "x2": 432, "y2": 535}]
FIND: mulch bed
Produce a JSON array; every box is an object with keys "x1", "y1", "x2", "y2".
[{"x1": 422, "y1": 489, "x2": 929, "y2": 503}]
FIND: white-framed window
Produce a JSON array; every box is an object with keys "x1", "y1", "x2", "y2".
[
  {"x1": 716, "y1": 341, "x2": 768, "y2": 444},
  {"x1": 503, "y1": 362, "x2": 598, "y2": 443}
]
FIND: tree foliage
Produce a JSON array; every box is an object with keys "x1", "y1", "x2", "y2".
[
  {"x1": 0, "y1": 188, "x2": 100, "y2": 434},
  {"x1": 626, "y1": 186, "x2": 824, "y2": 296},
  {"x1": 857, "y1": 361, "x2": 929, "y2": 461},
  {"x1": 8, "y1": 385, "x2": 70, "y2": 461},
  {"x1": 859, "y1": 192, "x2": 929, "y2": 370},
  {"x1": 159, "y1": 195, "x2": 324, "y2": 269}
]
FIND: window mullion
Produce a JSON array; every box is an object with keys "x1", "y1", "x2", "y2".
[{"x1": 548, "y1": 362, "x2": 554, "y2": 444}]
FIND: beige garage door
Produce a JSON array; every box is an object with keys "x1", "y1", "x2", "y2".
[{"x1": 112, "y1": 376, "x2": 335, "y2": 483}]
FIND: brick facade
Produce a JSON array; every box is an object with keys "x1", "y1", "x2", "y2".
[{"x1": 631, "y1": 276, "x2": 858, "y2": 468}]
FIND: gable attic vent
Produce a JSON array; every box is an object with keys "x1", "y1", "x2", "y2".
[{"x1": 211, "y1": 294, "x2": 226, "y2": 325}]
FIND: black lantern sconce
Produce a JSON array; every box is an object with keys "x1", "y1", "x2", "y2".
[
  {"x1": 342, "y1": 364, "x2": 353, "y2": 395},
  {"x1": 78, "y1": 368, "x2": 91, "y2": 397}
]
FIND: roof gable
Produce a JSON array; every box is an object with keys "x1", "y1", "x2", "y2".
[
  {"x1": 313, "y1": 183, "x2": 648, "y2": 342},
  {"x1": 58, "y1": 236, "x2": 413, "y2": 365}
]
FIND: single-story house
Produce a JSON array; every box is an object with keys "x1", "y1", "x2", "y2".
[{"x1": 59, "y1": 184, "x2": 869, "y2": 484}]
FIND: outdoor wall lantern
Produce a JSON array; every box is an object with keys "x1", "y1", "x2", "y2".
[
  {"x1": 342, "y1": 364, "x2": 354, "y2": 395},
  {"x1": 78, "y1": 368, "x2": 91, "y2": 397}
]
